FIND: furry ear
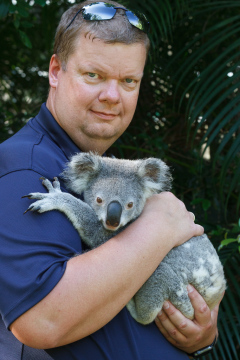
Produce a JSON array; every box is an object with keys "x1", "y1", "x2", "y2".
[
  {"x1": 62, "y1": 152, "x2": 102, "y2": 194},
  {"x1": 137, "y1": 158, "x2": 172, "y2": 197}
]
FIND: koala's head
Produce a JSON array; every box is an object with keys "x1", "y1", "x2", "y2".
[{"x1": 63, "y1": 152, "x2": 172, "y2": 231}]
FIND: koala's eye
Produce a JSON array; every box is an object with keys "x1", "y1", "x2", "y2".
[
  {"x1": 127, "y1": 202, "x2": 133, "y2": 209},
  {"x1": 96, "y1": 197, "x2": 103, "y2": 204}
]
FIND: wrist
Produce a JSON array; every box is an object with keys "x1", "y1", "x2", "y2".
[{"x1": 186, "y1": 335, "x2": 218, "y2": 358}]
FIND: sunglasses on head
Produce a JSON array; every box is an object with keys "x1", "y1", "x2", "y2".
[{"x1": 65, "y1": 1, "x2": 150, "y2": 33}]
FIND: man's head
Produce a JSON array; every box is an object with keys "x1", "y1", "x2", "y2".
[
  {"x1": 53, "y1": 1, "x2": 150, "y2": 70},
  {"x1": 47, "y1": 1, "x2": 150, "y2": 154}
]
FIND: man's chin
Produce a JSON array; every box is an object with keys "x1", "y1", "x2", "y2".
[{"x1": 84, "y1": 125, "x2": 122, "y2": 141}]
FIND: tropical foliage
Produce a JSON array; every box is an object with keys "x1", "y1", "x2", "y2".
[{"x1": 0, "y1": 1, "x2": 239, "y2": 359}]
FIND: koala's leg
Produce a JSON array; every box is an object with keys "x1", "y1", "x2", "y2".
[
  {"x1": 23, "y1": 177, "x2": 101, "y2": 245},
  {"x1": 126, "y1": 264, "x2": 168, "y2": 325},
  {"x1": 127, "y1": 262, "x2": 195, "y2": 324}
]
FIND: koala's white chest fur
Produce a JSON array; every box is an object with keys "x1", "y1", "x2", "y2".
[{"x1": 25, "y1": 152, "x2": 226, "y2": 324}]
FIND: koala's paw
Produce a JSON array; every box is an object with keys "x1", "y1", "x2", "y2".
[{"x1": 23, "y1": 177, "x2": 63, "y2": 214}]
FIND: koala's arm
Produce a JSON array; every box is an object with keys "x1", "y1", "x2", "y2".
[
  {"x1": 12, "y1": 192, "x2": 204, "y2": 349},
  {"x1": 24, "y1": 177, "x2": 105, "y2": 247}
]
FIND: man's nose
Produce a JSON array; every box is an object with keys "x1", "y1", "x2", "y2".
[{"x1": 99, "y1": 80, "x2": 121, "y2": 104}]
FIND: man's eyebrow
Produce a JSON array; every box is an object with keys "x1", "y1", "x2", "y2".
[
  {"x1": 78, "y1": 63, "x2": 144, "y2": 78},
  {"x1": 78, "y1": 63, "x2": 107, "y2": 74},
  {"x1": 125, "y1": 72, "x2": 144, "y2": 80},
  {"x1": 86, "y1": 66, "x2": 104, "y2": 73}
]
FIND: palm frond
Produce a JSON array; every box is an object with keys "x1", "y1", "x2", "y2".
[
  {"x1": 204, "y1": 252, "x2": 240, "y2": 360},
  {"x1": 155, "y1": 1, "x2": 240, "y2": 209},
  {"x1": 131, "y1": 0, "x2": 189, "y2": 41}
]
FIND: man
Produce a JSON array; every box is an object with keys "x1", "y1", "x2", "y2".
[{"x1": 0, "y1": 1, "x2": 220, "y2": 359}]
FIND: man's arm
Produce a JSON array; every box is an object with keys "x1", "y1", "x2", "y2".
[{"x1": 10, "y1": 192, "x2": 204, "y2": 349}]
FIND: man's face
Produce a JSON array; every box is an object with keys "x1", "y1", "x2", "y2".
[{"x1": 47, "y1": 33, "x2": 147, "y2": 154}]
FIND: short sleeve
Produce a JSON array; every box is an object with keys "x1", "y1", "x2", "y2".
[{"x1": 0, "y1": 170, "x2": 82, "y2": 328}]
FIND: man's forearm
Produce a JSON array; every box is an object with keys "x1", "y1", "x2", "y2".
[{"x1": 10, "y1": 214, "x2": 172, "y2": 347}]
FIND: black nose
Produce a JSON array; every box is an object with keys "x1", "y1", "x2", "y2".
[{"x1": 106, "y1": 201, "x2": 122, "y2": 227}]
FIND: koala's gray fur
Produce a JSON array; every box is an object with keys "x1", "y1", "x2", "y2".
[{"x1": 24, "y1": 152, "x2": 226, "y2": 324}]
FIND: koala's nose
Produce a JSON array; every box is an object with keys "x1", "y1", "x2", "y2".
[{"x1": 106, "y1": 201, "x2": 122, "y2": 228}]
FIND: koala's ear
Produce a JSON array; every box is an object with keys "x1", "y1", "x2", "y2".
[
  {"x1": 137, "y1": 158, "x2": 172, "y2": 197},
  {"x1": 62, "y1": 152, "x2": 102, "y2": 194}
]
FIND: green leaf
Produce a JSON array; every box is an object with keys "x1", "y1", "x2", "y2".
[
  {"x1": 13, "y1": 18, "x2": 20, "y2": 29},
  {"x1": 19, "y1": 30, "x2": 32, "y2": 49},
  {"x1": 202, "y1": 199, "x2": 211, "y2": 211},
  {"x1": 191, "y1": 198, "x2": 211, "y2": 211},
  {"x1": 218, "y1": 238, "x2": 239, "y2": 250}
]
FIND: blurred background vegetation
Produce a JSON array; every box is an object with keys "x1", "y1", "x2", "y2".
[{"x1": 0, "y1": 0, "x2": 239, "y2": 358}]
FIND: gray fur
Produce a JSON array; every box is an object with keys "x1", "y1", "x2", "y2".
[{"x1": 25, "y1": 152, "x2": 226, "y2": 324}]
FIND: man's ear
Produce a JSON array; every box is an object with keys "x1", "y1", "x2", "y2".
[{"x1": 48, "y1": 54, "x2": 62, "y2": 88}]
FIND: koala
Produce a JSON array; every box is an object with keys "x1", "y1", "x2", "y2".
[{"x1": 24, "y1": 152, "x2": 226, "y2": 324}]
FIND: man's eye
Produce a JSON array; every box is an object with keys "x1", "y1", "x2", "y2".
[
  {"x1": 88, "y1": 72, "x2": 98, "y2": 78},
  {"x1": 125, "y1": 78, "x2": 134, "y2": 84}
]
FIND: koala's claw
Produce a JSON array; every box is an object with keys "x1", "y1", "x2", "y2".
[
  {"x1": 23, "y1": 205, "x2": 32, "y2": 214},
  {"x1": 22, "y1": 193, "x2": 42, "y2": 200},
  {"x1": 23, "y1": 204, "x2": 41, "y2": 214},
  {"x1": 22, "y1": 194, "x2": 32, "y2": 199},
  {"x1": 40, "y1": 177, "x2": 61, "y2": 192},
  {"x1": 52, "y1": 177, "x2": 61, "y2": 190},
  {"x1": 23, "y1": 177, "x2": 63, "y2": 215}
]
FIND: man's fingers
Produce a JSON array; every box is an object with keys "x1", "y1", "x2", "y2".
[
  {"x1": 155, "y1": 302, "x2": 190, "y2": 344},
  {"x1": 155, "y1": 314, "x2": 178, "y2": 346},
  {"x1": 195, "y1": 224, "x2": 204, "y2": 236},
  {"x1": 187, "y1": 285, "x2": 212, "y2": 326}
]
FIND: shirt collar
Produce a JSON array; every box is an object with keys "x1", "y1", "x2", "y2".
[{"x1": 34, "y1": 103, "x2": 81, "y2": 160}]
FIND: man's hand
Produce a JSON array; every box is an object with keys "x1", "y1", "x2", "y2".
[{"x1": 155, "y1": 285, "x2": 223, "y2": 355}]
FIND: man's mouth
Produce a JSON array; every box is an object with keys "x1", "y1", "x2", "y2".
[{"x1": 91, "y1": 110, "x2": 118, "y2": 120}]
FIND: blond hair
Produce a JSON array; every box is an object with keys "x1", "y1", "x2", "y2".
[{"x1": 53, "y1": 0, "x2": 150, "y2": 69}]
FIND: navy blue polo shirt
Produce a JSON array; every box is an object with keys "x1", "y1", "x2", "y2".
[{"x1": 0, "y1": 103, "x2": 188, "y2": 359}]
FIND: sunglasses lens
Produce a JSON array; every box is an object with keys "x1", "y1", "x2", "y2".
[
  {"x1": 82, "y1": 2, "x2": 116, "y2": 20},
  {"x1": 126, "y1": 10, "x2": 149, "y2": 33},
  {"x1": 65, "y1": 2, "x2": 149, "y2": 34}
]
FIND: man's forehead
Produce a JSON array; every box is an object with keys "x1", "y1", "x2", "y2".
[
  {"x1": 71, "y1": 34, "x2": 146, "y2": 76},
  {"x1": 75, "y1": 33, "x2": 146, "y2": 54}
]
